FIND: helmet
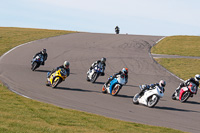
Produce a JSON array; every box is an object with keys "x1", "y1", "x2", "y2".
[
  {"x1": 63, "y1": 61, "x2": 70, "y2": 69},
  {"x1": 159, "y1": 80, "x2": 166, "y2": 87},
  {"x1": 42, "y1": 48, "x2": 46, "y2": 54},
  {"x1": 101, "y1": 57, "x2": 106, "y2": 63},
  {"x1": 122, "y1": 68, "x2": 128, "y2": 75},
  {"x1": 194, "y1": 74, "x2": 200, "y2": 82}
]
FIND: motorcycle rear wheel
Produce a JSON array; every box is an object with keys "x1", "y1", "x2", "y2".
[
  {"x1": 180, "y1": 92, "x2": 190, "y2": 103},
  {"x1": 111, "y1": 84, "x2": 121, "y2": 96},
  {"x1": 147, "y1": 95, "x2": 159, "y2": 108},
  {"x1": 52, "y1": 77, "x2": 61, "y2": 88}
]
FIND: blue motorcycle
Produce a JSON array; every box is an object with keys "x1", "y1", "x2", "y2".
[{"x1": 102, "y1": 75, "x2": 126, "y2": 96}]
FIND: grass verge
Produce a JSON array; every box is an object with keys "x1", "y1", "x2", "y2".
[
  {"x1": 151, "y1": 36, "x2": 200, "y2": 57},
  {"x1": 0, "y1": 27, "x2": 183, "y2": 133},
  {"x1": 152, "y1": 36, "x2": 200, "y2": 80}
]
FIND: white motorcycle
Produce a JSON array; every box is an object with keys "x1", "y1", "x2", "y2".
[
  {"x1": 87, "y1": 63, "x2": 104, "y2": 83},
  {"x1": 133, "y1": 85, "x2": 164, "y2": 108},
  {"x1": 102, "y1": 75, "x2": 126, "y2": 96}
]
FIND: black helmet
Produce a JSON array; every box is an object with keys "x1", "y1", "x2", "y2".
[
  {"x1": 101, "y1": 57, "x2": 106, "y2": 63},
  {"x1": 42, "y1": 48, "x2": 46, "y2": 54}
]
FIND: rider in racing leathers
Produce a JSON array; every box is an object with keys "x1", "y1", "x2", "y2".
[
  {"x1": 33, "y1": 48, "x2": 48, "y2": 65},
  {"x1": 105, "y1": 68, "x2": 128, "y2": 86},
  {"x1": 89, "y1": 57, "x2": 106, "y2": 76},
  {"x1": 175, "y1": 74, "x2": 200, "y2": 96},
  {"x1": 48, "y1": 61, "x2": 70, "y2": 78},
  {"x1": 138, "y1": 80, "x2": 166, "y2": 97}
]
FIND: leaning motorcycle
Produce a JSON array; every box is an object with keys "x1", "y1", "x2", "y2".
[
  {"x1": 172, "y1": 82, "x2": 198, "y2": 103},
  {"x1": 31, "y1": 54, "x2": 44, "y2": 71},
  {"x1": 132, "y1": 85, "x2": 164, "y2": 108},
  {"x1": 46, "y1": 68, "x2": 67, "y2": 88},
  {"x1": 102, "y1": 75, "x2": 126, "y2": 96},
  {"x1": 87, "y1": 63, "x2": 103, "y2": 83}
]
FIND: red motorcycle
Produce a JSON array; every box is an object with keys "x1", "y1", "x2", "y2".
[{"x1": 172, "y1": 82, "x2": 198, "y2": 102}]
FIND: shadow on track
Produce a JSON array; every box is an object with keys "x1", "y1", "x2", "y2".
[
  {"x1": 115, "y1": 94, "x2": 133, "y2": 98},
  {"x1": 93, "y1": 81, "x2": 105, "y2": 85},
  {"x1": 35, "y1": 70, "x2": 50, "y2": 73},
  {"x1": 155, "y1": 106, "x2": 200, "y2": 113},
  {"x1": 55, "y1": 86, "x2": 101, "y2": 93},
  {"x1": 185, "y1": 101, "x2": 200, "y2": 105}
]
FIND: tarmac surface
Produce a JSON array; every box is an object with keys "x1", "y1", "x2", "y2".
[{"x1": 0, "y1": 33, "x2": 200, "y2": 132}]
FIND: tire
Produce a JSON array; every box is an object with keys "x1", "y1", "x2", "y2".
[
  {"x1": 31, "y1": 62, "x2": 38, "y2": 71},
  {"x1": 132, "y1": 93, "x2": 139, "y2": 104},
  {"x1": 52, "y1": 77, "x2": 61, "y2": 88},
  {"x1": 102, "y1": 85, "x2": 107, "y2": 93},
  {"x1": 91, "y1": 73, "x2": 99, "y2": 83},
  {"x1": 147, "y1": 95, "x2": 159, "y2": 108},
  {"x1": 180, "y1": 91, "x2": 190, "y2": 103},
  {"x1": 46, "y1": 80, "x2": 50, "y2": 86},
  {"x1": 111, "y1": 84, "x2": 121, "y2": 96},
  {"x1": 171, "y1": 92, "x2": 177, "y2": 100},
  {"x1": 86, "y1": 75, "x2": 90, "y2": 81}
]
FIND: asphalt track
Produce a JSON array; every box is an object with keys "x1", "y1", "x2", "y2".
[{"x1": 0, "y1": 33, "x2": 200, "y2": 133}]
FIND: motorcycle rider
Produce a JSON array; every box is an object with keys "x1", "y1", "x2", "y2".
[
  {"x1": 33, "y1": 48, "x2": 48, "y2": 65},
  {"x1": 89, "y1": 57, "x2": 106, "y2": 76},
  {"x1": 48, "y1": 61, "x2": 70, "y2": 78},
  {"x1": 175, "y1": 74, "x2": 200, "y2": 95},
  {"x1": 138, "y1": 80, "x2": 166, "y2": 97},
  {"x1": 115, "y1": 26, "x2": 120, "y2": 34},
  {"x1": 105, "y1": 68, "x2": 128, "y2": 86}
]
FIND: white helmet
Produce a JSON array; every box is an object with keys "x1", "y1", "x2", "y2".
[
  {"x1": 63, "y1": 61, "x2": 70, "y2": 68},
  {"x1": 159, "y1": 80, "x2": 166, "y2": 87},
  {"x1": 194, "y1": 74, "x2": 200, "y2": 82}
]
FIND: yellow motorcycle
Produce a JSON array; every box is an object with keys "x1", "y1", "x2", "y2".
[{"x1": 46, "y1": 68, "x2": 67, "y2": 88}]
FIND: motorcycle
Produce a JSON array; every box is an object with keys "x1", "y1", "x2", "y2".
[
  {"x1": 87, "y1": 63, "x2": 104, "y2": 83},
  {"x1": 172, "y1": 82, "x2": 198, "y2": 102},
  {"x1": 46, "y1": 68, "x2": 67, "y2": 88},
  {"x1": 115, "y1": 29, "x2": 119, "y2": 34},
  {"x1": 102, "y1": 75, "x2": 126, "y2": 96},
  {"x1": 31, "y1": 54, "x2": 44, "y2": 71},
  {"x1": 132, "y1": 85, "x2": 164, "y2": 108}
]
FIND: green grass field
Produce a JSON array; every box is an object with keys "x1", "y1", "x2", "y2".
[
  {"x1": 152, "y1": 36, "x2": 200, "y2": 80},
  {"x1": 0, "y1": 27, "x2": 184, "y2": 133}
]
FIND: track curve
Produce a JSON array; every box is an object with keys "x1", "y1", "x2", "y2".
[{"x1": 0, "y1": 33, "x2": 200, "y2": 132}]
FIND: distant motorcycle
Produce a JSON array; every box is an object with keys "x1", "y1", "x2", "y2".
[
  {"x1": 46, "y1": 68, "x2": 67, "y2": 88},
  {"x1": 133, "y1": 85, "x2": 164, "y2": 108},
  {"x1": 172, "y1": 82, "x2": 198, "y2": 102},
  {"x1": 115, "y1": 29, "x2": 119, "y2": 34},
  {"x1": 87, "y1": 63, "x2": 104, "y2": 83},
  {"x1": 102, "y1": 75, "x2": 126, "y2": 96},
  {"x1": 31, "y1": 54, "x2": 44, "y2": 71}
]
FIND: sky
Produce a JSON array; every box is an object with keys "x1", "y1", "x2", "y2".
[{"x1": 1, "y1": 0, "x2": 200, "y2": 36}]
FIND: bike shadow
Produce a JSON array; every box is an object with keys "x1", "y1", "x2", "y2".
[
  {"x1": 55, "y1": 86, "x2": 101, "y2": 93},
  {"x1": 115, "y1": 94, "x2": 133, "y2": 98},
  {"x1": 185, "y1": 101, "x2": 200, "y2": 105},
  {"x1": 155, "y1": 106, "x2": 200, "y2": 113},
  {"x1": 35, "y1": 70, "x2": 50, "y2": 73},
  {"x1": 93, "y1": 81, "x2": 105, "y2": 85}
]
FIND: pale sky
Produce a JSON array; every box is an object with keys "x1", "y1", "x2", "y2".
[{"x1": 1, "y1": 0, "x2": 200, "y2": 36}]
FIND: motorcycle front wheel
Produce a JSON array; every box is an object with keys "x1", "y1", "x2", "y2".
[
  {"x1": 102, "y1": 84, "x2": 107, "y2": 93},
  {"x1": 52, "y1": 77, "x2": 61, "y2": 88},
  {"x1": 31, "y1": 62, "x2": 38, "y2": 71},
  {"x1": 147, "y1": 95, "x2": 159, "y2": 108},
  {"x1": 180, "y1": 91, "x2": 190, "y2": 103},
  {"x1": 171, "y1": 91, "x2": 177, "y2": 100},
  {"x1": 91, "y1": 73, "x2": 99, "y2": 83},
  {"x1": 132, "y1": 93, "x2": 139, "y2": 104},
  {"x1": 111, "y1": 84, "x2": 121, "y2": 96}
]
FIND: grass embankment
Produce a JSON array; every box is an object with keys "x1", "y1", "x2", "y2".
[
  {"x1": 0, "y1": 27, "x2": 183, "y2": 133},
  {"x1": 151, "y1": 36, "x2": 200, "y2": 80}
]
